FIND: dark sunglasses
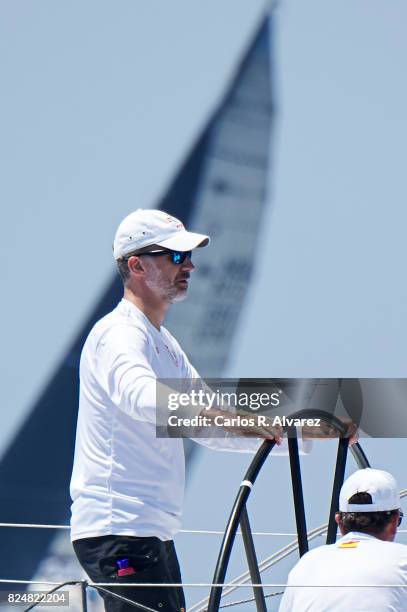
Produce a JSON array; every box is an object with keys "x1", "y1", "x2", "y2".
[{"x1": 138, "y1": 249, "x2": 192, "y2": 265}]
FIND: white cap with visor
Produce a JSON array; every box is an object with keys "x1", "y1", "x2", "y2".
[
  {"x1": 339, "y1": 468, "x2": 400, "y2": 513},
  {"x1": 113, "y1": 209, "x2": 210, "y2": 259}
]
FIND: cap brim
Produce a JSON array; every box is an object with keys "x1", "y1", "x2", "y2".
[{"x1": 157, "y1": 230, "x2": 210, "y2": 251}]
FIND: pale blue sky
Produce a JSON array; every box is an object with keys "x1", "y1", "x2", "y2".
[{"x1": 231, "y1": 0, "x2": 407, "y2": 378}]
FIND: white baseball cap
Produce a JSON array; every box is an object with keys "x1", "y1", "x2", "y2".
[
  {"x1": 339, "y1": 468, "x2": 400, "y2": 513},
  {"x1": 113, "y1": 209, "x2": 210, "y2": 260}
]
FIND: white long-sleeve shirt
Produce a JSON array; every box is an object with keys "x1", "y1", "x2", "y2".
[
  {"x1": 70, "y1": 298, "x2": 309, "y2": 541},
  {"x1": 278, "y1": 531, "x2": 407, "y2": 612}
]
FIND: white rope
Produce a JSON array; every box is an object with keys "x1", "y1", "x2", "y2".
[
  {"x1": 0, "y1": 523, "x2": 70, "y2": 530},
  {"x1": 181, "y1": 529, "x2": 306, "y2": 536},
  {"x1": 0, "y1": 579, "x2": 76, "y2": 586},
  {"x1": 1, "y1": 579, "x2": 407, "y2": 588},
  {"x1": 181, "y1": 529, "x2": 329, "y2": 536},
  {"x1": 1, "y1": 515, "x2": 407, "y2": 537},
  {"x1": 2, "y1": 523, "x2": 406, "y2": 536},
  {"x1": 0, "y1": 523, "x2": 330, "y2": 536},
  {"x1": 218, "y1": 590, "x2": 284, "y2": 608}
]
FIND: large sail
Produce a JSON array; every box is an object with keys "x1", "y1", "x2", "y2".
[
  {"x1": 0, "y1": 11, "x2": 275, "y2": 588},
  {"x1": 164, "y1": 17, "x2": 273, "y2": 375}
]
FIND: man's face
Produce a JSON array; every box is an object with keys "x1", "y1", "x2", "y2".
[{"x1": 142, "y1": 252, "x2": 195, "y2": 303}]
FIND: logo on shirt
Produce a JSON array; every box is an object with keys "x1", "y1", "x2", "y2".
[{"x1": 165, "y1": 344, "x2": 179, "y2": 367}]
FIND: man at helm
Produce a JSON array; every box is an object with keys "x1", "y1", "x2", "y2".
[
  {"x1": 70, "y1": 209, "x2": 356, "y2": 611},
  {"x1": 70, "y1": 209, "x2": 291, "y2": 612}
]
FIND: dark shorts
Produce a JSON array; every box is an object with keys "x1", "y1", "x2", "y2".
[{"x1": 73, "y1": 535, "x2": 185, "y2": 612}]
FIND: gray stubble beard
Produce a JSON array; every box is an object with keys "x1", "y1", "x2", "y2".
[{"x1": 144, "y1": 262, "x2": 187, "y2": 304}]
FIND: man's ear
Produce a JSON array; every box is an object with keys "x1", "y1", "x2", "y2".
[
  {"x1": 127, "y1": 255, "x2": 145, "y2": 275},
  {"x1": 385, "y1": 512, "x2": 400, "y2": 542}
]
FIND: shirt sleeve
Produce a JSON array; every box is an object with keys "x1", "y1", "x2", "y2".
[
  {"x1": 95, "y1": 323, "x2": 160, "y2": 424},
  {"x1": 95, "y1": 323, "x2": 203, "y2": 424}
]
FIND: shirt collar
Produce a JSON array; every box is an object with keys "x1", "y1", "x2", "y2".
[
  {"x1": 119, "y1": 298, "x2": 163, "y2": 335},
  {"x1": 337, "y1": 531, "x2": 378, "y2": 543}
]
